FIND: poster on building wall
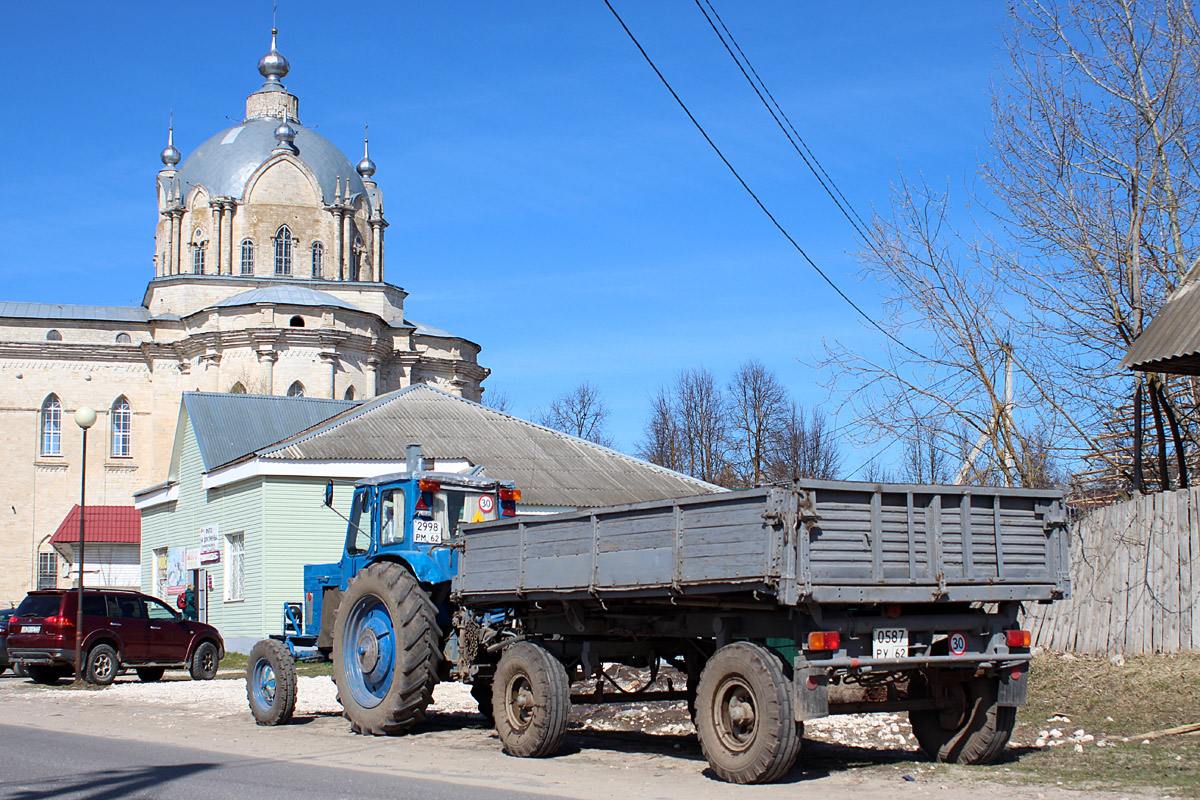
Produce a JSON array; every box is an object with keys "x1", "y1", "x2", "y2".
[
  {"x1": 199, "y1": 524, "x2": 220, "y2": 564},
  {"x1": 166, "y1": 547, "x2": 186, "y2": 595},
  {"x1": 184, "y1": 547, "x2": 201, "y2": 571}
]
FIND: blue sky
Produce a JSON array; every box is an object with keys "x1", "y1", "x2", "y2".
[{"x1": 0, "y1": 2, "x2": 1004, "y2": 468}]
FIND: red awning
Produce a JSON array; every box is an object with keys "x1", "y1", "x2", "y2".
[{"x1": 48, "y1": 505, "x2": 140, "y2": 545}]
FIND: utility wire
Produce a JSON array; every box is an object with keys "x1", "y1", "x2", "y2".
[
  {"x1": 694, "y1": 0, "x2": 876, "y2": 247},
  {"x1": 602, "y1": 0, "x2": 924, "y2": 359}
]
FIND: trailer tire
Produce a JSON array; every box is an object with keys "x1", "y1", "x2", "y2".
[
  {"x1": 910, "y1": 675, "x2": 1014, "y2": 764},
  {"x1": 695, "y1": 642, "x2": 802, "y2": 784},
  {"x1": 136, "y1": 667, "x2": 165, "y2": 683},
  {"x1": 492, "y1": 642, "x2": 570, "y2": 758},
  {"x1": 333, "y1": 562, "x2": 439, "y2": 735},
  {"x1": 247, "y1": 639, "x2": 297, "y2": 726},
  {"x1": 471, "y1": 679, "x2": 495, "y2": 723}
]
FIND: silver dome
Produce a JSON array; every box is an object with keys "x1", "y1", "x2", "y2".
[
  {"x1": 161, "y1": 143, "x2": 182, "y2": 167},
  {"x1": 257, "y1": 28, "x2": 290, "y2": 86},
  {"x1": 273, "y1": 116, "x2": 298, "y2": 153},
  {"x1": 175, "y1": 119, "x2": 367, "y2": 204},
  {"x1": 356, "y1": 156, "x2": 376, "y2": 178}
]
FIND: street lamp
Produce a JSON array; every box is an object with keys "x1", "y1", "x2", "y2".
[{"x1": 73, "y1": 406, "x2": 96, "y2": 682}]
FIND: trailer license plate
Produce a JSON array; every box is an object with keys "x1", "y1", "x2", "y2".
[
  {"x1": 873, "y1": 627, "x2": 908, "y2": 659},
  {"x1": 20, "y1": 625, "x2": 40, "y2": 634},
  {"x1": 413, "y1": 519, "x2": 442, "y2": 544}
]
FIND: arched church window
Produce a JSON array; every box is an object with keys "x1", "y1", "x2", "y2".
[
  {"x1": 46, "y1": 330, "x2": 62, "y2": 341},
  {"x1": 40, "y1": 394, "x2": 61, "y2": 456},
  {"x1": 350, "y1": 237, "x2": 362, "y2": 281},
  {"x1": 110, "y1": 396, "x2": 132, "y2": 458},
  {"x1": 274, "y1": 226, "x2": 293, "y2": 276},
  {"x1": 115, "y1": 332, "x2": 132, "y2": 344},
  {"x1": 241, "y1": 239, "x2": 255, "y2": 275},
  {"x1": 286, "y1": 381, "x2": 305, "y2": 398},
  {"x1": 229, "y1": 382, "x2": 247, "y2": 394},
  {"x1": 289, "y1": 315, "x2": 305, "y2": 328},
  {"x1": 344, "y1": 386, "x2": 356, "y2": 401},
  {"x1": 311, "y1": 242, "x2": 324, "y2": 279}
]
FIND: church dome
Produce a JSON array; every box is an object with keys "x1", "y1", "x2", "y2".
[{"x1": 175, "y1": 119, "x2": 366, "y2": 204}]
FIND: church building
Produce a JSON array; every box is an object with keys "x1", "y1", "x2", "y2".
[{"x1": 0, "y1": 30, "x2": 489, "y2": 606}]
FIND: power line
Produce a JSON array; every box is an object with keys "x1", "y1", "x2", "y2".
[
  {"x1": 694, "y1": 0, "x2": 876, "y2": 247},
  {"x1": 602, "y1": 0, "x2": 924, "y2": 360}
]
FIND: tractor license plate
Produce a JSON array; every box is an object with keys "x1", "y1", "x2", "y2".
[
  {"x1": 413, "y1": 519, "x2": 442, "y2": 544},
  {"x1": 20, "y1": 625, "x2": 40, "y2": 634},
  {"x1": 873, "y1": 627, "x2": 908, "y2": 659}
]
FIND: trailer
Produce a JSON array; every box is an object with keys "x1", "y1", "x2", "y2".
[{"x1": 245, "y1": 445, "x2": 1069, "y2": 784}]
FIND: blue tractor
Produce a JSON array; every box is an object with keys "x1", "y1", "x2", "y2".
[{"x1": 245, "y1": 444, "x2": 518, "y2": 732}]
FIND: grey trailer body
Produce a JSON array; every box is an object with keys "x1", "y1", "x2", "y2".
[{"x1": 453, "y1": 480, "x2": 1069, "y2": 606}]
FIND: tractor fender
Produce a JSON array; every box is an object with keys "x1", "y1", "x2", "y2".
[{"x1": 368, "y1": 552, "x2": 453, "y2": 588}]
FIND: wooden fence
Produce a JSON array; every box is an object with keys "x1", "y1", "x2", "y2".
[{"x1": 1026, "y1": 488, "x2": 1200, "y2": 655}]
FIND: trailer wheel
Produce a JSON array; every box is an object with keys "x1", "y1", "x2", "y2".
[
  {"x1": 909, "y1": 675, "x2": 1014, "y2": 764},
  {"x1": 136, "y1": 667, "x2": 165, "y2": 683},
  {"x1": 246, "y1": 639, "x2": 297, "y2": 726},
  {"x1": 471, "y1": 679, "x2": 495, "y2": 722},
  {"x1": 695, "y1": 642, "x2": 802, "y2": 784},
  {"x1": 333, "y1": 562, "x2": 439, "y2": 735},
  {"x1": 492, "y1": 642, "x2": 570, "y2": 758}
]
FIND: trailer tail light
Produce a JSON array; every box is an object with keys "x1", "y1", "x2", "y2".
[
  {"x1": 499, "y1": 488, "x2": 522, "y2": 502},
  {"x1": 807, "y1": 631, "x2": 840, "y2": 651},
  {"x1": 885, "y1": 604, "x2": 902, "y2": 619},
  {"x1": 1006, "y1": 629, "x2": 1032, "y2": 648},
  {"x1": 418, "y1": 479, "x2": 441, "y2": 493}
]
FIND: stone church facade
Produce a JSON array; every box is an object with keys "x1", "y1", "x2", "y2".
[{"x1": 0, "y1": 31, "x2": 489, "y2": 606}]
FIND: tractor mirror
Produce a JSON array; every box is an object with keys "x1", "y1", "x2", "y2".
[{"x1": 324, "y1": 480, "x2": 334, "y2": 507}]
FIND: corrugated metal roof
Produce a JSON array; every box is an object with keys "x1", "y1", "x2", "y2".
[
  {"x1": 185, "y1": 392, "x2": 357, "y2": 471},
  {"x1": 1121, "y1": 280, "x2": 1200, "y2": 373},
  {"x1": 257, "y1": 384, "x2": 722, "y2": 508},
  {"x1": 0, "y1": 302, "x2": 150, "y2": 323},
  {"x1": 49, "y1": 505, "x2": 140, "y2": 545},
  {"x1": 208, "y1": 286, "x2": 361, "y2": 312}
]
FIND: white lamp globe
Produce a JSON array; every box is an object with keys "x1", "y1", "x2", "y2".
[{"x1": 74, "y1": 406, "x2": 97, "y2": 429}]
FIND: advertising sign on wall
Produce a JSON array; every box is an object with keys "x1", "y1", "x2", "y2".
[
  {"x1": 166, "y1": 547, "x2": 186, "y2": 595},
  {"x1": 200, "y1": 524, "x2": 220, "y2": 565}
]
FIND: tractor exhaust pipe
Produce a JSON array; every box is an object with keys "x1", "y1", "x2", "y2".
[{"x1": 406, "y1": 442, "x2": 423, "y2": 473}]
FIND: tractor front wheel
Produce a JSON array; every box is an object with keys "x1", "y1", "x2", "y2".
[{"x1": 332, "y1": 562, "x2": 439, "y2": 735}]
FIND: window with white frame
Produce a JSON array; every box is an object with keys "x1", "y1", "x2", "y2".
[
  {"x1": 225, "y1": 533, "x2": 245, "y2": 601},
  {"x1": 286, "y1": 381, "x2": 305, "y2": 398},
  {"x1": 40, "y1": 394, "x2": 61, "y2": 456},
  {"x1": 37, "y1": 552, "x2": 57, "y2": 589},
  {"x1": 311, "y1": 241, "x2": 324, "y2": 278},
  {"x1": 274, "y1": 225, "x2": 293, "y2": 275},
  {"x1": 241, "y1": 239, "x2": 255, "y2": 275},
  {"x1": 110, "y1": 396, "x2": 131, "y2": 457}
]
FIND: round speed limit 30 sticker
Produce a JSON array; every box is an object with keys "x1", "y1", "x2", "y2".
[
  {"x1": 478, "y1": 495, "x2": 495, "y2": 513},
  {"x1": 948, "y1": 631, "x2": 968, "y2": 656}
]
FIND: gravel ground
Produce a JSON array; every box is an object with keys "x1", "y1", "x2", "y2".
[{"x1": 7, "y1": 670, "x2": 1096, "y2": 759}]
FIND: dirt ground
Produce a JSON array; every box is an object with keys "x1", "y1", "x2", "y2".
[{"x1": 0, "y1": 668, "x2": 1162, "y2": 800}]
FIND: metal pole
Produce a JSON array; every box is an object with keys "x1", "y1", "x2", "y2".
[{"x1": 75, "y1": 426, "x2": 87, "y2": 681}]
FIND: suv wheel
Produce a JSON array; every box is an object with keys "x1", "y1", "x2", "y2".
[
  {"x1": 190, "y1": 641, "x2": 219, "y2": 680},
  {"x1": 85, "y1": 644, "x2": 120, "y2": 686}
]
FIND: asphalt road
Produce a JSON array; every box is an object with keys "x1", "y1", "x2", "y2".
[{"x1": 0, "y1": 723, "x2": 560, "y2": 800}]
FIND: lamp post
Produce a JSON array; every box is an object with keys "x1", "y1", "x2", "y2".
[{"x1": 73, "y1": 406, "x2": 96, "y2": 682}]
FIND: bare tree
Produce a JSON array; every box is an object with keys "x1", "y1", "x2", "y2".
[
  {"x1": 727, "y1": 360, "x2": 788, "y2": 486},
  {"x1": 538, "y1": 382, "x2": 614, "y2": 447},
  {"x1": 639, "y1": 368, "x2": 731, "y2": 485},
  {"x1": 826, "y1": 0, "x2": 1200, "y2": 488},
  {"x1": 482, "y1": 387, "x2": 513, "y2": 414},
  {"x1": 768, "y1": 402, "x2": 841, "y2": 481},
  {"x1": 899, "y1": 420, "x2": 953, "y2": 484}
]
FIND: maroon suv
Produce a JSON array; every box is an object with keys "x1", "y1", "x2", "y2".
[{"x1": 7, "y1": 589, "x2": 224, "y2": 686}]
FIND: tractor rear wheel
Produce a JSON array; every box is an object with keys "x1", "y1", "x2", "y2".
[
  {"x1": 246, "y1": 639, "x2": 298, "y2": 726},
  {"x1": 333, "y1": 562, "x2": 439, "y2": 735}
]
